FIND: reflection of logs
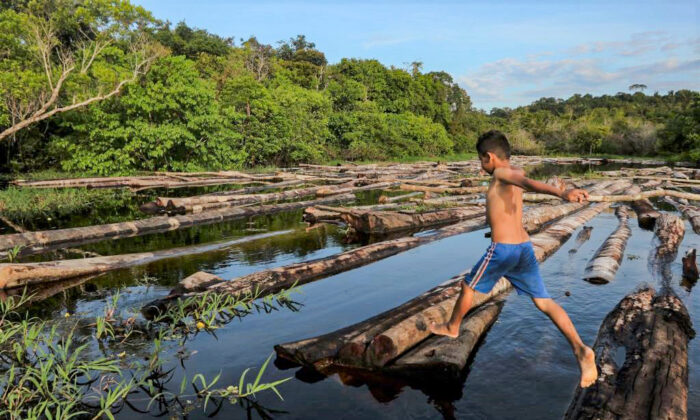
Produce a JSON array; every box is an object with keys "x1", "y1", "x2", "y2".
[
  {"x1": 0, "y1": 193, "x2": 354, "y2": 254},
  {"x1": 0, "y1": 230, "x2": 291, "y2": 289},
  {"x1": 564, "y1": 288, "x2": 695, "y2": 420},
  {"x1": 583, "y1": 206, "x2": 631, "y2": 284}
]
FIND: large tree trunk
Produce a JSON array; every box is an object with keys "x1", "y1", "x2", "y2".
[
  {"x1": 583, "y1": 206, "x2": 632, "y2": 284},
  {"x1": 399, "y1": 184, "x2": 488, "y2": 195},
  {"x1": 388, "y1": 297, "x2": 505, "y2": 375},
  {"x1": 663, "y1": 197, "x2": 700, "y2": 234},
  {"x1": 564, "y1": 288, "x2": 694, "y2": 420},
  {"x1": 10, "y1": 173, "x2": 287, "y2": 190},
  {"x1": 154, "y1": 182, "x2": 363, "y2": 213},
  {"x1": 0, "y1": 193, "x2": 355, "y2": 255},
  {"x1": 274, "y1": 188, "x2": 626, "y2": 371},
  {"x1": 0, "y1": 230, "x2": 291, "y2": 289},
  {"x1": 652, "y1": 213, "x2": 685, "y2": 262},
  {"x1": 338, "y1": 206, "x2": 484, "y2": 234},
  {"x1": 363, "y1": 201, "x2": 618, "y2": 369},
  {"x1": 626, "y1": 185, "x2": 661, "y2": 229}
]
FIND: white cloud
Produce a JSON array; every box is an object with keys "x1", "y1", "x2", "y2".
[{"x1": 459, "y1": 56, "x2": 700, "y2": 109}]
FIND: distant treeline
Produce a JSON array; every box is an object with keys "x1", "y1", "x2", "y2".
[{"x1": 1, "y1": 1, "x2": 698, "y2": 175}]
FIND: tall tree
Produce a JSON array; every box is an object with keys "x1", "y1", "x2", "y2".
[{"x1": 0, "y1": 0, "x2": 162, "y2": 143}]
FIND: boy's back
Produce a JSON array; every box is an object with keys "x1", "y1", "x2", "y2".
[{"x1": 486, "y1": 166, "x2": 529, "y2": 244}]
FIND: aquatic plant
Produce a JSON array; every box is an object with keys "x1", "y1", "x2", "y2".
[{"x1": 0, "y1": 284, "x2": 300, "y2": 419}]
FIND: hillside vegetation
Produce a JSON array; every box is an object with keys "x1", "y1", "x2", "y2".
[{"x1": 1, "y1": 0, "x2": 697, "y2": 175}]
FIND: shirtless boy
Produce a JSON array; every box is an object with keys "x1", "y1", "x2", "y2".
[{"x1": 429, "y1": 130, "x2": 598, "y2": 388}]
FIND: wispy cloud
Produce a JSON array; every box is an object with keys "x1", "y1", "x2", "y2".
[{"x1": 460, "y1": 32, "x2": 700, "y2": 109}]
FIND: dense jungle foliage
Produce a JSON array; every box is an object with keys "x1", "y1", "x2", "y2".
[{"x1": 1, "y1": 0, "x2": 698, "y2": 175}]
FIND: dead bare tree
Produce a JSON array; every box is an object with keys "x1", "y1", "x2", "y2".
[{"x1": 0, "y1": 12, "x2": 161, "y2": 142}]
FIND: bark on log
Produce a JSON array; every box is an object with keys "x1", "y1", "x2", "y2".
[
  {"x1": 363, "y1": 201, "x2": 618, "y2": 368},
  {"x1": 564, "y1": 288, "x2": 695, "y2": 420},
  {"x1": 399, "y1": 184, "x2": 488, "y2": 195},
  {"x1": 10, "y1": 174, "x2": 284, "y2": 190},
  {"x1": 652, "y1": 213, "x2": 685, "y2": 262},
  {"x1": 339, "y1": 206, "x2": 484, "y2": 234},
  {"x1": 588, "y1": 189, "x2": 700, "y2": 202},
  {"x1": 583, "y1": 206, "x2": 632, "y2": 284},
  {"x1": 155, "y1": 182, "x2": 361, "y2": 213},
  {"x1": 387, "y1": 297, "x2": 505, "y2": 375},
  {"x1": 378, "y1": 192, "x2": 424, "y2": 204},
  {"x1": 0, "y1": 193, "x2": 354, "y2": 255},
  {"x1": 0, "y1": 230, "x2": 292, "y2": 289},
  {"x1": 274, "y1": 183, "x2": 629, "y2": 371},
  {"x1": 625, "y1": 185, "x2": 661, "y2": 230},
  {"x1": 663, "y1": 197, "x2": 700, "y2": 234}
]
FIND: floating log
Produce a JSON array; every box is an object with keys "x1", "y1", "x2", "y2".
[
  {"x1": 155, "y1": 182, "x2": 361, "y2": 213},
  {"x1": 303, "y1": 203, "x2": 406, "y2": 224},
  {"x1": 416, "y1": 194, "x2": 481, "y2": 206},
  {"x1": 583, "y1": 206, "x2": 631, "y2": 284},
  {"x1": 588, "y1": 189, "x2": 700, "y2": 202},
  {"x1": 682, "y1": 249, "x2": 698, "y2": 282},
  {"x1": 388, "y1": 297, "x2": 505, "y2": 374},
  {"x1": 0, "y1": 230, "x2": 292, "y2": 289},
  {"x1": 275, "y1": 191, "x2": 626, "y2": 371},
  {"x1": 363, "y1": 201, "x2": 619, "y2": 369},
  {"x1": 0, "y1": 193, "x2": 355, "y2": 255},
  {"x1": 338, "y1": 206, "x2": 484, "y2": 234},
  {"x1": 652, "y1": 213, "x2": 685, "y2": 262},
  {"x1": 564, "y1": 288, "x2": 695, "y2": 420},
  {"x1": 399, "y1": 184, "x2": 488, "y2": 195},
  {"x1": 146, "y1": 181, "x2": 630, "y2": 319},
  {"x1": 10, "y1": 173, "x2": 284, "y2": 190},
  {"x1": 663, "y1": 197, "x2": 700, "y2": 234},
  {"x1": 378, "y1": 192, "x2": 424, "y2": 204},
  {"x1": 625, "y1": 185, "x2": 660, "y2": 230}
]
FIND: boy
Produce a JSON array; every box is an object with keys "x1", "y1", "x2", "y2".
[{"x1": 429, "y1": 130, "x2": 598, "y2": 388}]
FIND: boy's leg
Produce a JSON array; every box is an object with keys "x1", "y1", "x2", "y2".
[
  {"x1": 429, "y1": 281, "x2": 474, "y2": 338},
  {"x1": 532, "y1": 298, "x2": 598, "y2": 388}
]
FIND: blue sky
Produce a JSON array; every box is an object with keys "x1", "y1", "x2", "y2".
[{"x1": 134, "y1": 0, "x2": 699, "y2": 110}]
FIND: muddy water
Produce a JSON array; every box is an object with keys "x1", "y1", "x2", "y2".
[{"x1": 7, "y1": 162, "x2": 699, "y2": 419}]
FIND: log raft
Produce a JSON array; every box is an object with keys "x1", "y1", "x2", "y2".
[
  {"x1": 663, "y1": 197, "x2": 700, "y2": 234},
  {"x1": 144, "y1": 180, "x2": 631, "y2": 319},
  {"x1": 275, "y1": 196, "x2": 624, "y2": 373},
  {"x1": 582, "y1": 206, "x2": 632, "y2": 284},
  {"x1": 564, "y1": 288, "x2": 695, "y2": 420}
]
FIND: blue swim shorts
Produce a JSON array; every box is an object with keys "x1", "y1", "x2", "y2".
[{"x1": 464, "y1": 241, "x2": 550, "y2": 298}]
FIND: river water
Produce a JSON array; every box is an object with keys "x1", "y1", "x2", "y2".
[{"x1": 4, "y1": 162, "x2": 698, "y2": 419}]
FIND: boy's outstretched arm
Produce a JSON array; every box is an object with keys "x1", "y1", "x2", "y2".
[{"x1": 493, "y1": 167, "x2": 589, "y2": 202}]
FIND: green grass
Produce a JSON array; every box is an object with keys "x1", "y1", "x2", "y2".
[
  {"x1": 0, "y1": 285, "x2": 298, "y2": 419},
  {"x1": 0, "y1": 187, "x2": 134, "y2": 226}
]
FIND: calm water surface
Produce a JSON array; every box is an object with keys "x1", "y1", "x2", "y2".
[{"x1": 5, "y1": 162, "x2": 698, "y2": 419}]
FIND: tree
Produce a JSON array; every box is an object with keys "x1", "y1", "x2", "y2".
[
  {"x1": 629, "y1": 83, "x2": 647, "y2": 92},
  {"x1": 54, "y1": 56, "x2": 246, "y2": 174},
  {"x1": 0, "y1": 1, "x2": 163, "y2": 143}
]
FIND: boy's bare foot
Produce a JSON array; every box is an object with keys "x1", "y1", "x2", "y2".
[
  {"x1": 577, "y1": 346, "x2": 598, "y2": 388},
  {"x1": 429, "y1": 321, "x2": 459, "y2": 338}
]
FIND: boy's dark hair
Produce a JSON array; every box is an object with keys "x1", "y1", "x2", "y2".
[{"x1": 476, "y1": 130, "x2": 511, "y2": 159}]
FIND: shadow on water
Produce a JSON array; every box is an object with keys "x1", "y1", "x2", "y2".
[{"x1": 273, "y1": 324, "x2": 499, "y2": 420}]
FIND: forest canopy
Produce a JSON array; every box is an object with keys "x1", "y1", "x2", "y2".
[{"x1": 1, "y1": 0, "x2": 698, "y2": 175}]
